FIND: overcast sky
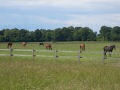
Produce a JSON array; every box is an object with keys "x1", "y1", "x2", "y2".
[{"x1": 0, "y1": 0, "x2": 120, "y2": 32}]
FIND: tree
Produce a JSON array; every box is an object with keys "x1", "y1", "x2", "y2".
[
  {"x1": 45, "y1": 30, "x2": 54, "y2": 41},
  {"x1": 18, "y1": 29, "x2": 30, "y2": 42},
  {"x1": 111, "y1": 26, "x2": 120, "y2": 41},
  {"x1": 100, "y1": 26, "x2": 112, "y2": 41},
  {"x1": 3, "y1": 28, "x2": 19, "y2": 42},
  {"x1": 34, "y1": 29, "x2": 43, "y2": 42}
]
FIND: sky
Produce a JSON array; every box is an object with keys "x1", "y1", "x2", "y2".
[{"x1": 0, "y1": 0, "x2": 120, "y2": 32}]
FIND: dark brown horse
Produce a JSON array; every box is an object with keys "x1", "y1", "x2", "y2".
[
  {"x1": 22, "y1": 42, "x2": 27, "y2": 47},
  {"x1": 39, "y1": 42, "x2": 44, "y2": 46},
  {"x1": 7, "y1": 42, "x2": 13, "y2": 48},
  {"x1": 45, "y1": 43, "x2": 52, "y2": 50},
  {"x1": 80, "y1": 43, "x2": 85, "y2": 52},
  {"x1": 104, "y1": 45, "x2": 116, "y2": 58}
]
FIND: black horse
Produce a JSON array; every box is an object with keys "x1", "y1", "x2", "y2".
[
  {"x1": 103, "y1": 45, "x2": 116, "y2": 58},
  {"x1": 39, "y1": 42, "x2": 44, "y2": 46}
]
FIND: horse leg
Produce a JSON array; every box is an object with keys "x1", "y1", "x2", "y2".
[
  {"x1": 80, "y1": 48, "x2": 82, "y2": 53},
  {"x1": 104, "y1": 51, "x2": 107, "y2": 59},
  {"x1": 109, "y1": 52, "x2": 111, "y2": 57},
  {"x1": 83, "y1": 47, "x2": 85, "y2": 51},
  {"x1": 8, "y1": 45, "x2": 10, "y2": 49},
  {"x1": 80, "y1": 46, "x2": 81, "y2": 52},
  {"x1": 84, "y1": 47, "x2": 85, "y2": 51},
  {"x1": 110, "y1": 52, "x2": 112, "y2": 57},
  {"x1": 47, "y1": 47, "x2": 49, "y2": 50}
]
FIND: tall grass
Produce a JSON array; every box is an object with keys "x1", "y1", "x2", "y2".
[{"x1": 0, "y1": 57, "x2": 120, "y2": 90}]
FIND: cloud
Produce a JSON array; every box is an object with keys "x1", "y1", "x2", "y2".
[
  {"x1": 1, "y1": 12, "x2": 120, "y2": 31},
  {"x1": 62, "y1": 13, "x2": 120, "y2": 31},
  {"x1": 0, "y1": 0, "x2": 120, "y2": 10},
  {"x1": 66, "y1": 13, "x2": 120, "y2": 25},
  {"x1": 0, "y1": 0, "x2": 120, "y2": 32}
]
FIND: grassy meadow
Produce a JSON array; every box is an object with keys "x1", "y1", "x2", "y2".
[{"x1": 0, "y1": 41, "x2": 120, "y2": 90}]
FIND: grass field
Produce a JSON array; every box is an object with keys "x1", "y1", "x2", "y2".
[{"x1": 0, "y1": 41, "x2": 120, "y2": 90}]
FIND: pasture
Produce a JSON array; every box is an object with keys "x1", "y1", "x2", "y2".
[{"x1": 0, "y1": 42, "x2": 120, "y2": 90}]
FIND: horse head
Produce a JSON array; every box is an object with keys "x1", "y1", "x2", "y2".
[
  {"x1": 111, "y1": 45, "x2": 116, "y2": 50},
  {"x1": 7, "y1": 42, "x2": 12, "y2": 48}
]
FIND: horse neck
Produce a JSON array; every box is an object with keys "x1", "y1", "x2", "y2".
[{"x1": 110, "y1": 46, "x2": 115, "y2": 51}]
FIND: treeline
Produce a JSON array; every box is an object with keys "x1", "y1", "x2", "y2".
[
  {"x1": 98, "y1": 26, "x2": 120, "y2": 41},
  {"x1": 0, "y1": 26, "x2": 120, "y2": 42}
]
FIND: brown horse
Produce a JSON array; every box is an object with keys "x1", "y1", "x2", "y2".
[
  {"x1": 7, "y1": 42, "x2": 13, "y2": 48},
  {"x1": 80, "y1": 43, "x2": 85, "y2": 52},
  {"x1": 45, "y1": 43, "x2": 52, "y2": 50},
  {"x1": 22, "y1": 42, "x2": 27, "y2": 47}
]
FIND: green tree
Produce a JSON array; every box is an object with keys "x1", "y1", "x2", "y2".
[
  {"x1": 4, "y1": 28, "x2": 19, "y2": 42},
  {"x1": 100, "y1": 26, "x2": 112, "y2": 41},
  {"x1": 111, "y1": 26, "x2": 120, "y2": 41},
  {"x1": 34, "y1": 29, "x2": 43, "y2": 42}
]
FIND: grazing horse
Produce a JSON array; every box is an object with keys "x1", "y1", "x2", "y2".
[
  {"x1": 45, "y1": 43, "x2": 52, "y2": 50},
  {"x1": 80, "y1": 43, "x2": 85, "y2": 52},
  {"x1": 22, "y1": 42, "x2": 27, "y2": 47},
  {"x1": 7, "y1": 42, "x2": 12, "y2": 48},
  {"x1": 39, "y1": 42, "x2": 44, "y2": 46},
  {"x1": 104, "y1": 45, "x2": 116, "y2": 58}
]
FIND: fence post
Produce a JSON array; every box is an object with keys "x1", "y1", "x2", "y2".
[
  {"x1": 32, "y1": 49, "x2": 36, "y2": 60},
  {"x1": 102, "y1": 51, "x2": 105, "y2": 64},
  {"x1": 10, "y1": 48, "x2": 13, "y2": 56},
  {"x1": 78, "y1": 50, "x2": 81, "y2": 63},
  {"x1": 55, "y1": 50, "x2": 58, "y2": 60}
]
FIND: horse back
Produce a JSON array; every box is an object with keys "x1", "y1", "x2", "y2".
[
  {"x1": 45, "y1": 43, "x2": 52, "y2": 50},
  {"x1": 80, "y1": 44, "x2": 85, "y2": 48}
]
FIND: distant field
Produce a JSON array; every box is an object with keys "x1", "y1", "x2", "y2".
[
  {"x1": 0, "y1": 42, "x2": 120, "y2": 90},
  {"x1": 0, "y1": 41, "x2": 120, "y2": 61}
]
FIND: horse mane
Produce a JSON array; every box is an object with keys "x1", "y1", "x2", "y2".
[
  {"x1": 110, "y1": 45, "x2": 115, "y2": 47},
  {"x1": 110, "y1": 45, "x2": 116, "y2": 49}
]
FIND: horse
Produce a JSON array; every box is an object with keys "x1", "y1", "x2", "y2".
[
  {"x1": 80, "y1": 43, "x2": 85, "y2": 52},
  {"x1": 7, "y1": 42, "x2": 13, "y2": 48},
  {"x1": 22, "y1": 42, "x2": 27, "y2": 47},
  {"x1": 103, "y1": 45, "x2": 116, "y2": 58},
  {"x1": 45, "y1": 43, "x2": 52, "y2": 50},
  {"x1": 39, "y1": 42, "x2": 44, "y2": 46}
]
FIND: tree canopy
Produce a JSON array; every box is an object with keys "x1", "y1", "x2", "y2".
[{"x1": 0, "y1": 26, "x2": 120, "y2": 42}]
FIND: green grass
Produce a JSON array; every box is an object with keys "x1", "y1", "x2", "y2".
[{"x1": 0, "y1": 42, "x2": 120, "y2": 90}]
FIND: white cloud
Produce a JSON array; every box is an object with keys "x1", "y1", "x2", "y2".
[
  {"x1": 0, "y1": 0, "x2": 120, "y2": 9},
  {"x1": 0, "y1": 0, "x2": 120, "y2": 32},
  {"x1": 63, "y1": 13, "x2": 120, "y2": 30},
  {"x1": 1, "y1": 13, "x2": 120, "y2": 28}
]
